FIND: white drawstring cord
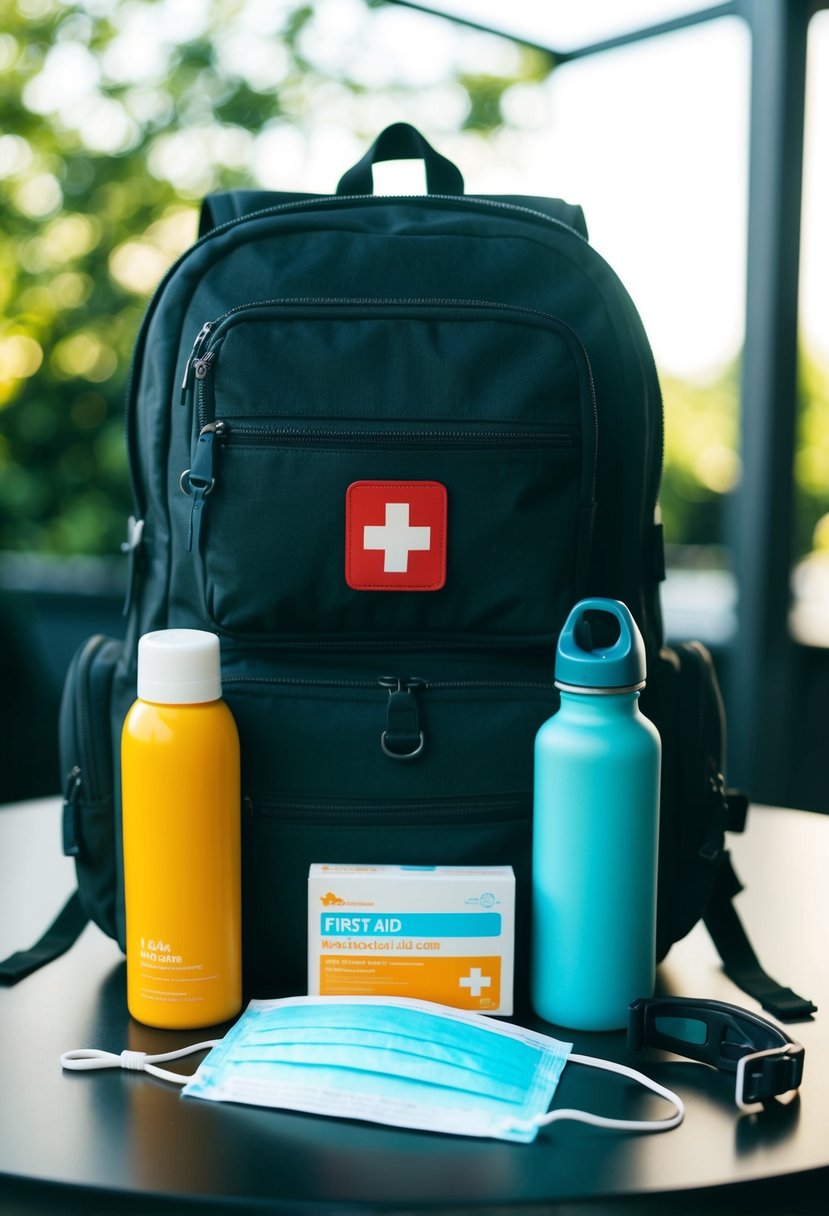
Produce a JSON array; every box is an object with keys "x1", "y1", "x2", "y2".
[
  {"x1": 530, "y1": 1052, "x2": 685, "y2": 1133},
  {"x1": 62, "y1": 1040, "x2": 684, "y2": 1137},
  {"x1": 61, "y1": 1041, "x2": 220, "y2": 1085},
  {"x1": 502, "y1": 1052, "x2": 685, "y2": 1137}
]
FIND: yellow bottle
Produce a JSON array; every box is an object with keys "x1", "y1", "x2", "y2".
[{"x1": 121, "y1": 629, "x2": 241, "y2": 1029}]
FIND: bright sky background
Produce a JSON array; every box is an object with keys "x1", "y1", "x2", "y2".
[
  {"x1": 501, "y1": 15, "x2": 751, "y2": 380},
  {"x1": 10, "y1": 0, "x2": 828, "y2": 381}
]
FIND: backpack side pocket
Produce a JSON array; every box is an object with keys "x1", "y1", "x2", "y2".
[
  {"x1": 646, "y1": 640, "x2": 733, "y2": 960},
  {"x1": 59, "y1": 634, "x2": 123, "y2": 940}
]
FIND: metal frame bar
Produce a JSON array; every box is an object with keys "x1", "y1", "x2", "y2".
[
  {"x1": 727, "y1": 0, "x2": 814, "y2": 796},
  {"x1": 377, "y1": 0, "x2": 739, "y2": 60}
]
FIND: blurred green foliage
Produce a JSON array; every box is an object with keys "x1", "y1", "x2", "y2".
[
  {"x1": 661, "y1": 353, "x2": 829, "y2": 561},
  {"x1": 660, "y1": 365, "x2": 739, "y2": 557},
  {"x1": 0, "y1": 0, "x2": 547, "y2": 555},
  {"x1": 795, "y1": 352, "x2": 829, "y2": 556},
  {"x1": 1, "y1": 0, "x2": 826, "y2": 564}
]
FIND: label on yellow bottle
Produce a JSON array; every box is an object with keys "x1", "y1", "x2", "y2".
[
  {"x1": 132, "y1": 936, "x2": 210, "y2": 1008},
  {"x1": 122, "y1": 696, "x2": 242, "y2": 1029}
]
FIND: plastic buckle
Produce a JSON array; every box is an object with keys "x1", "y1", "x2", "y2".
[
  {"x1": 378, "y1": 676, "x2": 426, "y2": 760},
  {"x1": 735, "y1": 1043, "x2": 805, "y2": 1110}
]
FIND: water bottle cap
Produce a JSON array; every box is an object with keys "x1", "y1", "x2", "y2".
[
  {"x1": 555, "y1": 599, "x2": 647, "y2": 691},
  {"x1": 137, "y1": 629, "x2": 222, "y2": 704}
]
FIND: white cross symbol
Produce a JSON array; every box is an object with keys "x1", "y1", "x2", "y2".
[
  {"x1": 459, "y1": 967, "x2": 492, "y2": 998},
  {"x1": 363, "y1": 502, "x2": 431, "y2": 573}
]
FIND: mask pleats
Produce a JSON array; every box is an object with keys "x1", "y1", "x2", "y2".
[{"x1": 180, "y1": 998, "x2": 573, "y2": 1141}]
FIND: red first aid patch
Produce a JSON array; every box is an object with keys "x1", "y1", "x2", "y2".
[{"x1": 345, "y1": 481, "x2": 447, "y2": 591}]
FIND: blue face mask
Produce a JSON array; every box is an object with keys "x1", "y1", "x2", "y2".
[{"x1": 61, "y1": 996, "x2": 683, "y2": 1143}]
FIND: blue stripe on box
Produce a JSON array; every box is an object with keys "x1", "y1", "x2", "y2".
[{"x1": 319, "y1": 912, "x2": 501, "y2": 937}]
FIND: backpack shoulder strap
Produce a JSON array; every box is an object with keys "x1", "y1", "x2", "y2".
[
  {"x1": 0, "y1": 890, "x2": 88, "y2": 984},
  {"x1": 704, "y1": 852, "x2": 817, "y2": 1022}
]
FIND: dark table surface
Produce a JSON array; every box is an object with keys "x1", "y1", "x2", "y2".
[{"x1": 0, "y1": 798, "x2": 825, "y2": 1215}]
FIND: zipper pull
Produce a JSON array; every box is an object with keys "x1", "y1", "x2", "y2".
[
  {"x1": 378, "y1": 676, "x2": 426, "y2": 760},
  {"x1": 179, "y1": 322, "x2": 214, "y2": 405},
  {"x1": 119, "y1": 514, "x2": 144, "y2": 617},
  {"x1": 62, "y1": 766, "x2": 82, "y2": 857},
  {"x1": 180, "y1": 421, "x2": 225, "y2": 552},
  {"x1": 192, "y1": 351, "x2": 215, "y2": 382}
]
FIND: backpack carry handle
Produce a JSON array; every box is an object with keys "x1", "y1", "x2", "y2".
[{"x1": 336, "y1": 122, "x2": 465, "y2": 197}]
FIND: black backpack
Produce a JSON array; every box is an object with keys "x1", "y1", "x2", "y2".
[{"x1": 1, "y1": 124, "x2": 814, "y2": 1020}]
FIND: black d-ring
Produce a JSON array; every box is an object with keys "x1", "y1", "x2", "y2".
[
  {"x1": 180, "y1": 469, "x2": 215, "y2": 497},
  {"x1": 381, "y1": 730, "x2": 425, "y2": 761}
]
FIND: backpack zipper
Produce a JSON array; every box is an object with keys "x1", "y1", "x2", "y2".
[
  {"x1": 70, "y1": 634, "x2": 112, "y2": 805},
  {"x1": 222, "y1": 673, "x2": 555, "y2": 691},
  {"x1": 223, "y1": 671, "x2": 554, "y2": 762},
  {"x1": 61, "y1": 634, "x2": 118, "y2": 857},
  {"x1": 179, "y1": 323, "x2": 215, "y2": 402},
  {"x1": 180, "y1": 295, "x2": 598, "y2": 460},
  {"x1": 219, "y1": 632, "x2": 555, "y2": 652},
  {"x1": 180, "y1": 418, "x2": 578, "y2": 553},
  {"x1": 180, "y1": 420, "x2": 225, "y2": 552},
  {"x1": 212, "y1": 424, "x2": 576, "y2": 446},
  {"x1": 244, "y1": 790, "x2": 530, "y2": 824}
]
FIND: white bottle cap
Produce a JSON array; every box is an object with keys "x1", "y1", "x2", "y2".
[{"x1": 137, "y1": 629, "x2": 222, "y2": 704}]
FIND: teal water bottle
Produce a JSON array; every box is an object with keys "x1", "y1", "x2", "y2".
[{"x1": 531, "y1": 598, "x2": 661, "y2": 1030}]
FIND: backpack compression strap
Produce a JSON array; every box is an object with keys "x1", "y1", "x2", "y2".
[
  {"x1": 704, "y1": 852, "x2": 817, "y2": 1022},
  {"x1": 0, "y1": 890, "x2": 88, "y2": 984}
]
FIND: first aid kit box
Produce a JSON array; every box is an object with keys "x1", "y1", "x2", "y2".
[{"x1": 307, "y1": 864, "x2": 515, "y2": 1015}]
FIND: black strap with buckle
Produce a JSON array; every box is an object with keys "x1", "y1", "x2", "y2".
[
  {"x1": 628, "y1": 995, "x2": 805, "y2": 1110},
  {"x1": 379, "y1": 676, "x2": 426, "y2": 760},
  {"x1": 704, "y1": 853, "x2": 817, "y2": 1021}
]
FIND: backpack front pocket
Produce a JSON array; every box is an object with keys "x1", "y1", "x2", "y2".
[
  {"x1": 175, "y1": 299, "x2": 597, "y2": 644},
  {"x1": 222, "y1": 656, "x2": 551, "y2": 995},
  {"x1": 242, "y1": 791, "x2": 532, "y2": 995}
]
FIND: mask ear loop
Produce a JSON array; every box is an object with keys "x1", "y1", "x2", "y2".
[
  {"x1": 528, "y1": 1053, "x2": 685, "y2": 1134},
  {"x1": 61, "y1": 1041, "x2": 220, "y2": 1085}
]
